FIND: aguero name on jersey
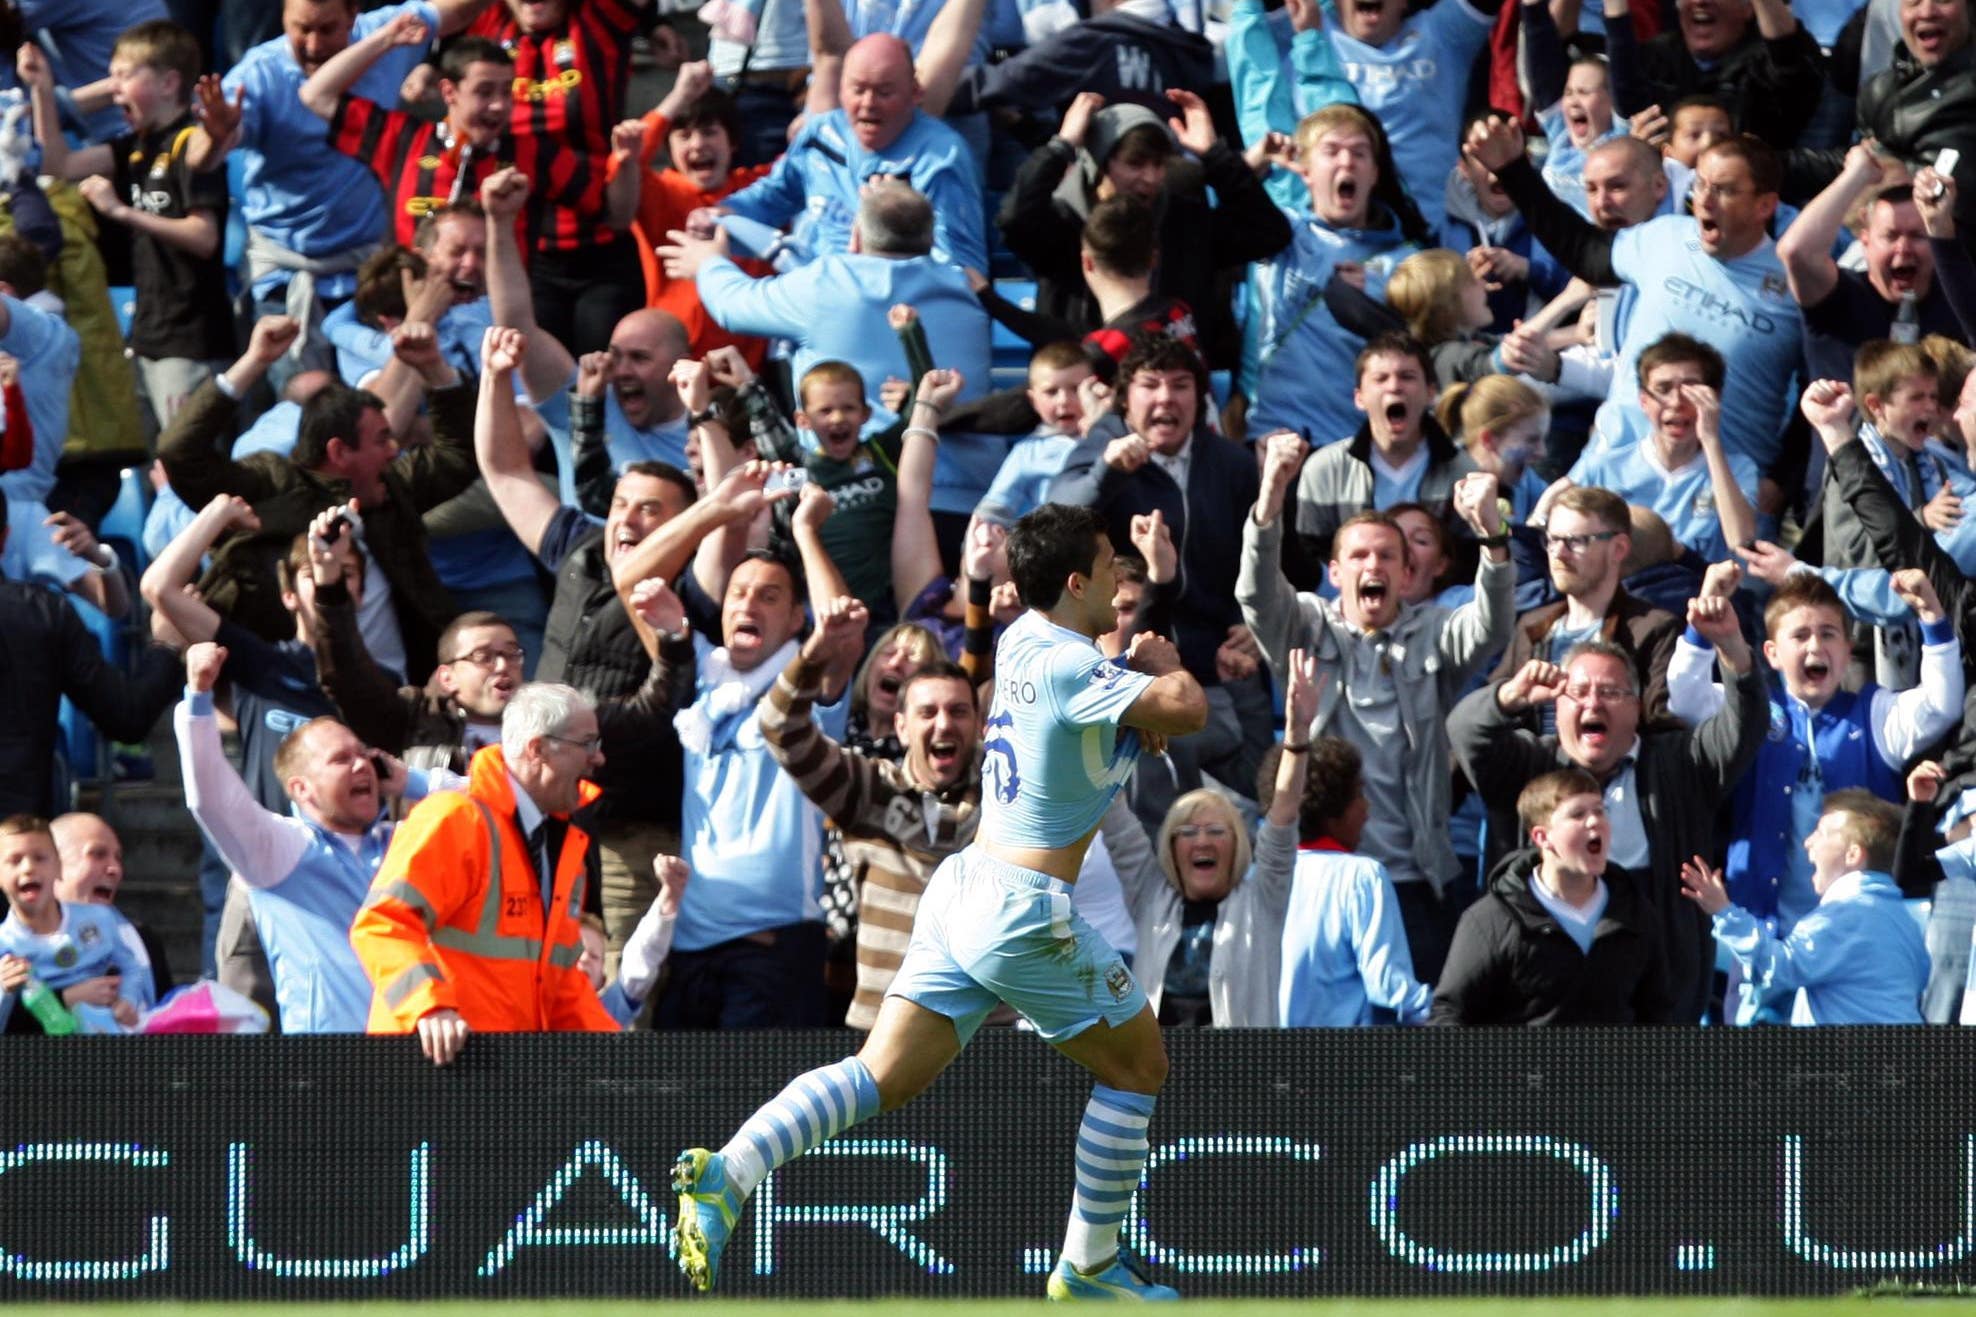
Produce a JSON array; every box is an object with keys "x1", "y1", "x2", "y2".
[{"x1": 980, "y1": 611, "x2": 1155, "y2": 850}]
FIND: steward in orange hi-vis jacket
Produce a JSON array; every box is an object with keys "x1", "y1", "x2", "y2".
[{"x1": 352, "y1": 743, "x2": 619, "y2": 1036}]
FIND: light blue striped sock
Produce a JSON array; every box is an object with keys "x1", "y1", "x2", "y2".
[
  {"x1": 718, "y1": 1056, "x2": 881, "y2": 1198},
  {"x1": 1059, "y1": 1084, "x2": 1156, "y2": 1271}
]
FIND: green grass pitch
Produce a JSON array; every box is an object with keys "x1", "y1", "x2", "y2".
[{"x1": 6, "y1": 1300, "x2": 1975, "y2": 1315}]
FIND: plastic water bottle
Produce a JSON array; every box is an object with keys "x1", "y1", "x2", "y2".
[
  {"x1": 19, "y1": 979, "x2": 77, "y2": 1035},
  {"x1": 1892, "y1": 291, "x2": 1920, "y2": 345}
]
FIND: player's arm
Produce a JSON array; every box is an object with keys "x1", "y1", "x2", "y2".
[{"x1": 1118, "y1": 631, "x2": 1208, "y2": 737}]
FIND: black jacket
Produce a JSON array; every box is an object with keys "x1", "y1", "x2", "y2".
[
  {"x1": 0, "y1": 579, "x2": 181, "y2": 817},
  {"x1": 948, "y1": 12, "x2": 1218, "y2": 121},
  {"x1": 1788, "y1": 43, "x2": 1976, "y2": 228},
  {"x1": 1447, "y1": 658, "x2": 1769, "y2": 1022},
  {"x1": 1430, "y1": 849, "x2": 1677, "y2": 1026},
  {"x1": 997, "y1": 136, "x2": 1290, "y2": 371},
  {"x1": 1048, "y1": 423, "x2": 1259, "y2": 685},
  {"x1": 1631, "y1": 22, "x2": 1824, "y2": 152}
]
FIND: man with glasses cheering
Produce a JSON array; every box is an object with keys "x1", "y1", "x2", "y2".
[
  {"x1": 1491, "y1": 485, "x2": 1682, "y2": 728},
  {"x1": 1570, "y1": 334, "x2": 1760, "y2": 565},
  {"x1": 1450, "y1": 628, "x2": 1768, "y2": 1021},
  {"x1": 356, "y1": 683, "x2": 622, "y2": 1063}
]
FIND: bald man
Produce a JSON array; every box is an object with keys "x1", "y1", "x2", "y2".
[
  {"x1": 718, "y1": 34, "x2": 987, "y2": 273},
  {"x1": 51, "y1": 813, "x2": 173, "y2": 1001},
  {"x1": 589, "y1": 309, "x2": 694, "y2": 472}
]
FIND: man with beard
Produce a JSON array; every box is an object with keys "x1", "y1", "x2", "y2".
[
  {"x1": 1239, "y1": 437, "x2": 1515, "y2": 982},
  {"x1": 1490, "y1": 485, "x2": 1682, "y2": 728},
  {"x1": 1448, "y1": 636, "x2": 1767, "y2": 1020},
  {"x1": 1778, "y1": 145, "x2": 1961, "y2": 383},
  {"x1": 762, "y1": 633, "x2": 980, "y2": 1029},
  {"x1": 177, "y1": 640, "x2": 453, "y2": 1033},
  {"x1": 1290, "y1": 334, "x2": 1479, "y2": 587}
]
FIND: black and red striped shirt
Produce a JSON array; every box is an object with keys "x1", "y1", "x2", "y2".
[
  {"x1": 329, "y1": 94, "x2": 609, "y2": 252},
  {"x1": 470, "y1": 0, "x2": 642, "y2": 249}
]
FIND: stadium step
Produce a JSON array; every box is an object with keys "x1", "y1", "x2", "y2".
[{"x1": 80, "y1": 710, "x2": 207, "y2": 991}]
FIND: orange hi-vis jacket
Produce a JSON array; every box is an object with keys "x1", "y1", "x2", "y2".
[{"x1": 351, "y1": 745, "x2": 620, "y2": 1035}]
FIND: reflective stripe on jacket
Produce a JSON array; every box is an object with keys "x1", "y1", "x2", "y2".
[{"x1": 351, "y1": 744, "x2": 618, "y2": 1034}]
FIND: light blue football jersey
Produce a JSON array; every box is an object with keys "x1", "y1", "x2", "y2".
[{"x1": 979, "y1": 612, "x2": 1155, "y2": 850}]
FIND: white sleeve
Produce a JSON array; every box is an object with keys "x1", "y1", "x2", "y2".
[
  {"x1": 1664, "y1": 634, "x2": 1727, "y2": 726},
  {"x1": 175, "y1": 694, "x2": 312, "y2": 889},
  {"x1": 1873, "y1": 633, "x2": 1966, "y2": 765}
]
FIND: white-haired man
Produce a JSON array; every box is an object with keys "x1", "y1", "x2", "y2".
[{"x1": 353, "y1": 681, "x2": 622, "y2": 1064}]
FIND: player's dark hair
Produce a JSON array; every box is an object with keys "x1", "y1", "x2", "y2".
[{"x1": 1007, "y1": 504, "x2": 1109, "y2": 612}]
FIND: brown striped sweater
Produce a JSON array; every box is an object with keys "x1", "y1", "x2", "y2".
[{"x1": 758, "y1": 652, "x2": 980, "y2": 1029}]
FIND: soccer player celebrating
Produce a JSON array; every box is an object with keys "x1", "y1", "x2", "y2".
[{"x1": 671, "y1": 503, "x2": 1207, "y2": 1300}]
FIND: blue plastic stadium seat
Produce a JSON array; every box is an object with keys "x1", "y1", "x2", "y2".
[
  {"x1": 990, "y1": 278, "x2": 1038, "y2": 372},
  {"x1": 99, "y1": 465, "x2": 154, "y2": 574},
  {"x1": 108, "y1": 285, "x2": 136, "y2": 339}
]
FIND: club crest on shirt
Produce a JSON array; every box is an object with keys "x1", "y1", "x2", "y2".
[
  {"x1": 553, "y1": 39, "x2": 576, "y2": 68},
  {"x1": 78, "y1": 925, "x2": 100, "y2": 947},
  {"x1": 1104, "y1": 962, "x2": 1132, "y2": 1002}
]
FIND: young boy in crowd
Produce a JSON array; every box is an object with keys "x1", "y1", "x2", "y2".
[
  {"x1": 628, "y1": 61, "x2": 773, "y2": 365},
  {"x1": 1431, "y1": 768, "x2": 1674, "y2": 1025},
  {"x1": 1277, "y1": 736, "x2": 1432, "y2": 1026},
  {"x1": 23, "y1": 21, "x2": 232, "y2": 427},
  {"x1": 1681, "y1": 791, "x2": 1930, "y2": 1024},
  {"x1": 973, "y1": 342, "x2": 1095, "y2": 529},
  {"x1": 0, "y1": 815, "x2": 154, "y2": 1034},
  {"x1": 577, "y1": 854, "x2": 687, "y2": 1027},
  {"x1": 1667, "y1": 570, "x2": 1960, "y2": 1021}
]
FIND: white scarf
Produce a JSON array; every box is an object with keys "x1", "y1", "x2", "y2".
[{"x1": 673, "y1": 638, "x2": 800, "y2": 754}]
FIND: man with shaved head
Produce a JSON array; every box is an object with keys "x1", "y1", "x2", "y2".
[
  {"x1": 572, "y1": 309, "x2": 695, "y2": 486},
  {"x1": 51, "y1": 813, "x2": 173, "y2": 1002},
  {"x1": 715, "y1": 33, "x2": 987, "y2": 273}
]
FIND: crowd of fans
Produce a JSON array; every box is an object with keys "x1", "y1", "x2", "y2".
[{"x1": 4, "y1": 0, "x2": 1976, "y2": 1040}]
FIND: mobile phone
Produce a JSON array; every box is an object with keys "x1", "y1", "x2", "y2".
[
  {"x1": 371, "y1": 752, "x2": 392, "y2": 781},
  {"x1": 320, "y1": 511, "x2": 351, "y2": 545},
  {"x1": 1937, "y1": 148, "x2": 1961, "y2": 179},
  {"x1": 765, "y1": 468, "x2": 810, "y2": 496}
]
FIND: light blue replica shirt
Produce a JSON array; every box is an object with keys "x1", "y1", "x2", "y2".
[
  {"x1": 1246, "y1": 208, "x2": 1416, "y2": 443},
  {"x1": 1570, "y1": 437, "x2": 1759, "y2": 565},
  {"x1": 721, "y1": 108, "x2": 988, "y2": 273},
  {"x1": 1320, "y1": 0, "x2": 1493, "y2": 231},
  {"x1": 178, "y1": 690, "x2": 449, "y2": 1033},
  {"x1": 1277, "y1": 842, "x2": 1431, "y2": 1026},
  {"x1": 673, "y1": 639, "x2": 851, "y2": 951},
  {"x1": 322, "y1": 296, "x2": 488, "y2": 385},
  {"x1": 976, "y1": 432, "x2": 1080, "y2": 527},
  {"x1": 222, "y1": 1, "x2": 439, "y2": 296},
  {"x1": 0, "y1": 294, "x2": 79, "y2": 504},
  {"x1": 1713, "y1": 870, "x2": 1929, "y2": 1024},
  {"x1": 980, "y1": 611, "x2": 1154, "y2": 850},
  {"x1": 1607, "y1": 215, "x2": 1804, "y2": 472},
  {"x1": 1225, "y1": 0, "x2": 1359, "y2": 210},
  {"x1": 0, "y1": 901, "x2": 155, "y2": 1033},
  {"x1": 602, "y1": 393, "x2": 692, "y2": 472}
]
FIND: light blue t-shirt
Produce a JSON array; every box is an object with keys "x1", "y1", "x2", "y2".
[
  {"x1": 976, "y1": 431, "x2": 1079, "y2": 527},
  {"x1": 1247, "y1": 208, "x2": 1416, "y2": 443},
  {"x1": 0, "y1": 294, "x2": 79, "y2": 504},
  {"x1": 1570, "y1": 438, "x2": 1760, "y2": 565},
  {"x1": 980, "y1": 611, "x2": 1154, "y2": 850},
  {"x1": 1277, "y1": 845, "x2": 1431, "y2": 1026},
  {"x1": 0, "y1": 901, "x2": 155, "y2": 1033},
  {"x1": 1608, "y1": 215, "x2": 1804, "y2": 472},
  {"x1": 673, "y1": 642, "x2": 851, "y2": 952},
  {"x1": 223, "y1": 1, "x2": 439, "y2": 295},
  {"x1": 1321, "y1": 0, "x2": 1493, "y2": 232},
  {"x1": 603, "y1": 393, "x2": 692, "y2": 472},
  {"x1": 1527, "y1": 871, "x2": 1608, "y2": 953},
  {"x1": 323, "y1": 296, "x2": 489, "y2": 385}
]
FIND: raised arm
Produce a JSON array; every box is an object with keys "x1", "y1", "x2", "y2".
[
  {"x1": 473, "y1": 325, "x2": 562, "y2": 557},
  {"x1": 894, "y1": 363, "x2": 963, "y2": 614},
  {"x1": 1776, "y1": 144, "x2": 1885, "y2": 311},
  {"x1": 138, "y1": 493, "x2": 261, "y2": 646},
  {"x1": 304, "y1": 504, "x2": 418, "y2": 754},
  {"x1": 1235, "y1": 431, "x2": 1317, "y2": 679},
  {"x1": 158, "y1": 316, "x2": 302, "y2": 508},
  {"x1": 481, "y1": 169, "x2": 579, "y2": 403},
  {"x1": 17, "y1": 45, "x2": 111, "y2": 181},
  {"x1": 1914, "y1": 168, "x2": 1976, "y2": 344},
  {"x1": 1467, "y1": 118, "x2": 1621, "y2": 285},
  {"x1": 914, "y1": 0, "x2": 989, "y2": 117},
  {"x1": 789, "y1": 487, "x2": 862, "y2": 698},
  {"x1": 299, "y1": 12, "x2": 430, "y2": 121},
  {"x1": 175, "y1": 642, "x2": 310, "y2": 886},
  {"x1": 1690, "y1": 384, "x2": 1757, "y2": 552}
]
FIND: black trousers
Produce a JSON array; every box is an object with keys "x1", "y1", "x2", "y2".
[
  {"x1": 528, "y1": 234, "x2": 645, "y2": 359},
  {"x1": 651, "y1": 921, "x2": 829, "y2": 1029}
]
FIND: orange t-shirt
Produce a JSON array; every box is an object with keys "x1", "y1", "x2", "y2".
[{"x1": 627, "y1": 110, "x2": 777, "y2": 366}]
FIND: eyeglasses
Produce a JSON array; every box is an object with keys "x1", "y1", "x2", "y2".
[
  {"x1": 544, "y1": 732, "x2": 603, "y2": 755},
  {"x1": 1175, "y1": 824, "x2": 1233, "y2": 841},
  {"x1": 1691, "y1": 180, "x2": 1748, "y2": 202},
  {"x1": 1642, "y1": 381, "x2": 1704, "y2": 403},
  {"x1": 1544, "y1": 530, "x2": 1621, "y2": 554},
  {"x1": 447, "y1": 645, "x2": 526, "y2": 669},
  {"x1": 1562, "y1": 683, "x2": 1636, "y2": 703}
]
